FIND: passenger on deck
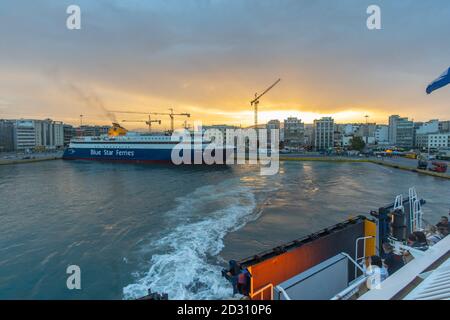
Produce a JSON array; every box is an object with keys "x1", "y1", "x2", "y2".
[
  {"x1": 407, "y1": 233, "x2": 417, "y2": 246},
  {"x1": 227, "y1": 260, "x2": 241, "y2": 295},
  {"x1": 436, "y1": 216, "x2": 449, "y2": 231},
  {"x1": 382, "y1": 243, "x2": 404, "y2": 275},
  {"x1": 426, "y1": 226, "x2": 445, "y2": 245},
  {"x1": 441, "y1": 226, "x2": 449, "y2": 237},
  {"x1": 365, "y1": 255, "x2": 389, "y2": 286},
  {"x1": 412, "y1": 231, "x2": 429, "y2": 251}
]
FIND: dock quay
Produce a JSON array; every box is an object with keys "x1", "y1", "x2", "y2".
[
  {"x1": 279, "y1": 155, "x2": 450, "y2": 180},
  {"x1": 0, "y1": 152, "x2": 63, "y2": 165}
]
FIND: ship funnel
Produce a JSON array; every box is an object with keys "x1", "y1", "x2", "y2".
[{"x1": 108, "y1": 123, "x2": 128, "y2": 137}]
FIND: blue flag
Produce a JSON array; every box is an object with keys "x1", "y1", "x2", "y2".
[{"x1": 426, "y1": 66, "x2": 450, "y2": 94}]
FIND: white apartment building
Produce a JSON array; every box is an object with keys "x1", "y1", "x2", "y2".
[
  {"x1": 314, "y1": 117, "x2": 334, "y2": 151},
  {"x1": 375, "y1": 125, "x2": 389, "y2": 145},
  {"x1": 14, "y1": 119, "x2": 65, "y2": 151},
  {"x1": 416, "y1": 120, "x2": 439, "y2": 135},
  {"x1": 14, "y1": 120, "x2": 36, "y2": 150},
  {"x1": 428, "y1": 133, "x2": 450, "y2": 149}
]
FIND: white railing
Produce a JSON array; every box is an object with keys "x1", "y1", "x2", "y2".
[
  {"x1": 331, "y1": 252, "x2": 368, "y2": 300},
  {"x1": 275, "y1": 285, "x2": 292, "y2": 300},
  {"x1": 409, "y1": 187, "x2": 417, "y2": 232},
  {"x1": 354, "y1": 236, "x2": 375, "y2": 278}
]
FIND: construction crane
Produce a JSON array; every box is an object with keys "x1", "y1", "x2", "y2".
[
  {"x1": 109, "y1": 109, "x2": 191, "y2": 133},
  {"x1": 122, "y1": 115, "x2": 161, "y2": 132},
  {"x1": 250, "y1": 78, "x2": 281, "y2": 128}
]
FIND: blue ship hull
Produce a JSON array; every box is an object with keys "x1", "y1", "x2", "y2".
[{"x1": 63, "y1": 147, "x2": 231, "y2": 164}]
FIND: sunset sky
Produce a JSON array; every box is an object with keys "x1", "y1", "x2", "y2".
[{"x1": 0, "y1": 0, "x2": 449, "y2": 129}]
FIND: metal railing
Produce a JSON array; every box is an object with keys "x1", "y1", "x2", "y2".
[
  {"x1": 331, "y1": 252, "x2": 368, "y2": 300},
  {"x1": 354, "y1": 236, "x2": 375, "y2": 278},
  {"x1": 275, "y1": 285, "x2": 292, "y2": 300},
  {"x1": 250, "y1": 283, "x2": 273, "y2": 300}
]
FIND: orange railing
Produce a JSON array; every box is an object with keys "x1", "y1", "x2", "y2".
[{"x1": 250, "y1": 283, "x2": 273, "y2": 300}]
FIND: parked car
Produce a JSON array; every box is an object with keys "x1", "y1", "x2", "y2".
[
  {"x1": 417, "y1": 159, "x2": 428, "y2": 170},
  {"x1": 429, "y1": 161, "x2": 448, "y2": 173}
]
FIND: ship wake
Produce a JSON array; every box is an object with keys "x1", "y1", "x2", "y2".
[{"x1": 122, "y1": 178, "x2": 261, "y2": 300}]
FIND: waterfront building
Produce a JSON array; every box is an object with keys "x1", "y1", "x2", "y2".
[
  {"x1": 63, "y1": 124, "x2": 74, "y2": 146},
  {"x1": 415, "y1": 119, "x2": 439, "y2": 135},
  {"x1": 388, "y1": 115, "x2": 414, "y2": 149},
  {"x1": 76, "y1": 125, "x2": 111, "y2": 137},
  {"x1": 439, "y1": 121, "x2": 450, "y2": 133},
  {"x1": 314, "y1": 117, "x2": 334, "y2": 151},
  {"x1": 416, "y1": 133, "x2": 430, "y2": 150},
  {"x1": 341, "y1": 124, "x2": 360, "y2": 136},
  {"x1": 203, "y1": 124, "x2": 240, "y2": 145},
  {"x1": 266, "y1": 120, "x2": 282, "y2": 146},
  {"x1": 333, "y1": 129, "x2": 343, "y2": 148},
  {"x1": 388, "y1": 115, "x2": 399, "y2": 145},
  {"x1": 0, "y1": 120, "x2": 15, "y2": 152},
  {"x1": 303, "y1": 124, "x2": 314, "y2": 149},
  {"x1": 283, "y1": 117, "x2": 304, "y2": 148},
  {"x1": 415, "y1": 120, "x2": 439, "y2": 148},
  {"x1": 375, "y1": 125, "x2": 389, "y2": 145},
  {"x1": 428, "y1": 133, "x2": 450, "y2": 149},
  {"x1": 342, "y1": 135, "x2": 353, "y2": 148},
  {"x1": 13, "y1": 119, "x2": 65, "y2": 151},
  {"x1": 35, "y1": 119, "x2": 64, "y2": 149},
  {"x1": 52, "y1": 121, "x2": 65, "y2": 148},
  {"x1": 266, "y1": 120, "x2": 280, "y2": 131},
  {"x1": 355, "y1": 123, "x2": 376, "y2": 145},
  {"x1": 14, "y1": 120, "x2": 37, "y2": 151}
]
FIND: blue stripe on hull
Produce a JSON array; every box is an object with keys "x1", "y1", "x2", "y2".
[{"x1": 63, "y1": 148, "x2": 230, "y2": 164}]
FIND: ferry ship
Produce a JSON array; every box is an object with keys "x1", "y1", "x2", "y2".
[{"x1": 63, "y1": 123, "x2": 233, "y2": 164}]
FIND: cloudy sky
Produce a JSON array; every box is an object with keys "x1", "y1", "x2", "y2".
[{"x1": 0, "y1": 0, "x2": 449, "y2": 129}]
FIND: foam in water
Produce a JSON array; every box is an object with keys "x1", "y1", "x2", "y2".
[{"x1": 123, "y1": 178, "x2": 259, "y2": 300}]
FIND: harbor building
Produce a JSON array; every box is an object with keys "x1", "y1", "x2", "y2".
[
  {"x1": 75, "y1": 125, "x2": 111, "y2": 137},
  {"x1": 375, "y1": 125, "x2": 389, "y2": 145},
  {"x1": 266, "y1": 120, "x2": 282, "y2": 146},
  {"x1": 416, "y1": 134, "x2": 430, "y2": 150},
  {"x1": 342, "y1": 135, "x2": 353, "y2": 148},
  {"x1": 14, "y1": 120, "x2": 37, "y2": 151},
  {"x1": 388, "y1": 115, "x2": 414, "y2": 149},
  {"x1": 283, "y1": 117, "x2": 304, "y2": 148},
  {"x1": 428, "y1": 133, "x2": 450, "y2": 149},
  {"x1": 439, "y1": 120, "x2": 450, "y2": 133},
  {"x1": 415, "y1": 120, "x2": 439, "y2": 149},
  {"x1": 14, "y1": 119, "x2": 65, "y2": 151},
  {"x1": 202, "y1": 124, "x2": 240, "y2": 145},
  {"x1": 355, "y1": 123, "x2": 376, "y2": 145},
  {"x1": 0, "y1": 120, "x2": 15, "y2": 152},
  {"x1": 63, "y1": 124, "x2": 74, "y2": 146},
  {"x1": 266, "y1": 120, "x2": 280, "y2": 131},
  {"x1": 314, "y1": 117, "x2": 334, "y2": 151},
  {"x1": 333, "y1": 128, "x2": 343, "y2": 148},
  {"x1": 416, "y1": 120, "x2": 439, "y2": 134},
  {"x1": 303, "y1": 124, "x2": 314, "y2": 149},
  {"x1": 341, "y1": 124, "x2": 360, "y2": 136}
]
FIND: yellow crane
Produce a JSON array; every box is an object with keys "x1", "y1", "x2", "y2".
[
  {"x1": 122, "y1": 115, "x2": 162, "y2": 132},
  {"x1": 110, "y1": 109, "x2": 191, "y2": 133},
  {"x1": 250, "y1": 78, "x2": 281, "y2": 128}
]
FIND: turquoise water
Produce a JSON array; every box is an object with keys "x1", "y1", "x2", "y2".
[{"x1": 0, "y1": 160, "x2": 448, "y2": 299}]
